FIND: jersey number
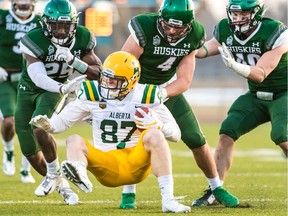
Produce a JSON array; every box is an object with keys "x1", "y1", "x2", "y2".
[
  {"x1": 100, "y1": 120, "x2": 137, "y2": 143},
  {"x1": 235, "y1": 53, "x2": 260, "y2": 66},
  {"x1": 45, "y1": 62, "x2": 72, "y2": 78},
  {"x1": 157, "y1": 57, "x2": 177, "y2": 71},
  {"x1": 13, "y1": 32, "x2": 25, "y2": 54}
]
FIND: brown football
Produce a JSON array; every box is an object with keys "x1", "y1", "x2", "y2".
[
  {"x1": 135, "y1": 106, "x2": 149, "y2": 117},
  {"x1": 135, "y1": 107, "x2": 149, "y2": 132}
]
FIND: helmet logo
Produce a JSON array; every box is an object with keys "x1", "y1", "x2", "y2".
[
  {"x1": 230, "y1": 5, "x2": 242, "y2": 10},
  {"x1": 168, "y1": 18, "x2": 183, "y2": 27},
  {"x1": 58, "y1": 16, "x2": 72, "y2": 21}
]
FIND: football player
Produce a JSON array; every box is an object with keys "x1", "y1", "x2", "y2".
[
  {"x1": 194, "y1": 0, "x2": 288, "y2": 206},
  {"x1": 14, "y1": 0, "x2": 101, "y2": 205},
  {"x1": 0, "y1": 0, "x2": 40, "y2": 183},
  {"x1": 121, "y1": 0, "x2": 239, "y2": 208},
  {"x1": 30, "y1": 51, "x2": 191, "y2": 213}
]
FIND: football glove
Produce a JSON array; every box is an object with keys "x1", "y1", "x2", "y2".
[
  {"x1": 218, "y1": 42, "x2": 250, "y2": 78},
  {"x1": 218, "y1": 42, "x2": 234, "y2": 68},
  {"x1": 29, "y1": 115, "x2": 53, "y2": 132},
  {"x1": 60, "y1": 75, "x2": 87, "y2": 94},
  {"x1": 134, "y1": 108, "x2": 163, "y2": 130},
  {"x1": 54, "y1": 45, "x2": 74, "y2": 64},
  {"x1": 0, "y1": 67, "x2": 8, "y2": 82},
  {"x1": 159, "y1": 88, "x2": 168, "y2": 101}
]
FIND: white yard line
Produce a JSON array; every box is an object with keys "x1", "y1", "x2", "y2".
[{"x1": 0, "y1": 197, "x2": 285, "y2": 205}]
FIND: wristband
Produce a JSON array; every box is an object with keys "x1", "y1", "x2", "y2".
[
  {"x1": 69, "y1": 57, "x2": 88, "y2": 74},
  {"x1": 231, "y1": 61, "x2": 251, "y2": 78},
  {"x1": 159, "y1": 88, "x2": 168, "y2": 100},
  {"x1": 203, "y1": 45, "x2": 208, "y2": 58}
]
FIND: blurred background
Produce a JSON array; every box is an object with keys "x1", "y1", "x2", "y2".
[{"x1": 1, "y1": 0, "x2": 287, "y2": 122}]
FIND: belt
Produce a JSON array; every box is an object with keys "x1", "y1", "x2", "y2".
[
  {"x1": 7, "y1": 71, "x2": 22, "y2": 82},
  {"x1": 251, "y1": 91, "x2": 285, "y2": 101},
  {"x1": 6, "y1": 68, "x2": 21, "y2": 72}
]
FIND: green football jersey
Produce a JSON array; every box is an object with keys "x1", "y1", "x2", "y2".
[
  {"x1": 214, "y1": 18, "x2": 287, "y2": 93},
  {"x1": 0, "y1": 9, "x2": 41, "y2": 69},
  {"x1": 128, "y1": 13, "x2": 205, "y2": 85},
  {"x1": 19, "y1": 25, "x2": 95, "y2": 92}
]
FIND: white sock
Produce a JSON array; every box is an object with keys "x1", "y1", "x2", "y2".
[
  {"x1": 46, "y1": 158, "x2": 60, "y2": 174},
  {"x1": 74, "y1": 161, "x2": 88, "y2": 175},
  {"x1": 2, "y1": 139, "x2": 14, "y2": 151},
  {"x1": 207, "y1": 176, "x2": 222, "y2": 191},
  {"x1": 158, "y1": 175, "x2": 174, "y2": 201},
  {"x1": 21, "y1": 155, "x2": 31, "y2": 171},
  {"x1": 122, "y1": 184, "x2": 136, "y2": 194}
]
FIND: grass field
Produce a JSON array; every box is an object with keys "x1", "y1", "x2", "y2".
[{"x1": 0, "y1": 122, "x2": 287, "y2": 216}]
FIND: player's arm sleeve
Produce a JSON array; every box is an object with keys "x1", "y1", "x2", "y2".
[
  {"x1": 20, "y1": 41, "x2": 63, "y2": 92},
  {"x1": 272, "y1": 28, "x2": 288, "y2": 49},
  {"x1": 153, "y1": 104, "x2": 181, "y2": 142},
  {"x1": 27, "y1": 61, "x2": 63, "y2": 92},
  {"x1": 50, "y1": 98, "x2": 90, "y2": 133}
]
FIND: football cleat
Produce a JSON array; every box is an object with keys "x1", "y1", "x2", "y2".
[
  {"x1": 3, "y1": 151, "x2": 15, "y2": 176},
  {"x1": 35, "y1": 172, "x2": 62, "y2": 196},
  {"x1": 20, "y1": 170, "x2": 36, "y2": 183},
  {"x1": 56, "y1": 178, "x2": 79, "y2": 205},
  {"x1": 192, "y1": 187, "x2": 219, "y2": 206},
  {"x1": 162, "y1": 198, "x2": 191, "y2": 213},
  {"x1": 120, "y1": 193, "x2": 136, "y2": 209},
  {"x1": 61, "y1": 160, "x2": 93, "y2": 193},
  {"x1": 212, "y1": 186, "x2": 239, "y2": 207}
]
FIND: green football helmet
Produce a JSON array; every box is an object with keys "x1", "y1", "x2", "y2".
[
  {"x1": 12, "y1": 0, "x2": 36, "y2": 18},
  {"x1": 41, "y1": 0, "x2": 78, "y2": 46},
  {"x1": 226, "y1": 0, "x2": 264, "y2": 38},
  {"x1": 157, "y1": 0, "x2": 194, "y2": 43}
]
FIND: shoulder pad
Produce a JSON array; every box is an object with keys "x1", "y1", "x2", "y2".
[
  {"x1": 141, "y1": 84, "x2": 158, "y2": 104},
  {"x1": 78, "y1": 80, "x2": 100, "y2": 101}
]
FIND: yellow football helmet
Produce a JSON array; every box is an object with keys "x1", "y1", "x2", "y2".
[{"x1": 99, "y1": 51, "x2": 141, "y2": 100}]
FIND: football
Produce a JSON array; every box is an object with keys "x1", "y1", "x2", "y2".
[
  {"x1": 135, "y1": 106, "x2": 149, "y2": 132},
  {"x1": 135, "y1": 106, "x2": 149, "y2": 118}
]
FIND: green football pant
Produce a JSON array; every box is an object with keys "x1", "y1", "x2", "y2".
[
  {"x1": 220, "y1": 91, "x2": 287, "y2": 144},
  {"x1": 164, "y1": 93, "x2": 206, "y2": 149},
  {"x1": 15, "y1": 89, "x2": 63, "y2": 157}
]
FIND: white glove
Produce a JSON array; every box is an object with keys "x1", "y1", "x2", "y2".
[
  {"x1": 134, "y1": 108, "x2": 163, "y2": 130},
  {"x1": 0, "y1": 67, "x2": 8, "y2": 82},
  {"x1": 54, "y1": 45, "x2": 74, "y2": 63},
  {"x1": 60, "y1": 75, "x2": 87, "y2": 94},
  {"x1": 218, "y1": 42, "x2": 251, "y2": 78},
  {"x1": 159, "y1": 88, "x2": 168, "y2": 101},
  {"x1": 218, "y1": 42, "x2": 235, "y2": 68},
  {"x1": 29, "y1": 115, "x2": 53, "y2": 132}
]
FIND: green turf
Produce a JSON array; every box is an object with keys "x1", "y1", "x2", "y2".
[{"x1": 0, "y1": 122, "x2": 287, "y2": 216}]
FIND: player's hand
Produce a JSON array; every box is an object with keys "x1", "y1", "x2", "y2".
[
  {"x1": 60, "y1": 75, "x2": 87, "y2": 94},
  {"x1": 54, "y1": 45, "x2": 74, "y2": 64},
  {"x1": 134, "y1": 108, "x2": 163, "y2": 130},
  {"x1": 0, "y1": 67, "x2": 8, "y2": 82},
  {"x1": 29, "y1": 115, "x2": 52, "y2": 131},
  {"x1": 218, "y1": 42, "x2": 235, "y2": 68}
]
